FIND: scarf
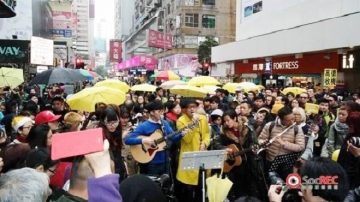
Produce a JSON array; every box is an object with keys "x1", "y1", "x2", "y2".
[{"x1": 334, "y1": 117, "x2": 349, "y2": 135}]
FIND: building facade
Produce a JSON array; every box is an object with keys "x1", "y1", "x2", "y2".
[
  {"x1": 72, "y1": 0, "x2": 95, "y2": 68},
  {"x1": 212, "y1": 0, "x2": 360, "y2": 91},
  {"x1": 121, "y1": 0, "x2": 236, "y2": 77}
]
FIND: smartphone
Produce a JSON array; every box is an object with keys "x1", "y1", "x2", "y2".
[{"x1": 51, "y1": 128, "x2": 104, "y2": 160}]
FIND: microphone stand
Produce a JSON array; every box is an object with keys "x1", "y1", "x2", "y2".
[
  {"x1": 160, "y1": 120, "x2": 178, "y2": 202},
  {"x1": 164, "y1": 139, "x2": 178, "y2": 202}
]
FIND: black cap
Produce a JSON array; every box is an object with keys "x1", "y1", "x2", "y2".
[{"x1": 145, "y1": 100, "x2": 164, "y2": 112}]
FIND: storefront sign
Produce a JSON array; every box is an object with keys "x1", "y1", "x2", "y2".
[
  {"x1": 273, "y1": 61, "x2": 299, "y2": 70},
  {"x1": 323, "y1": 68, "x2": 337, "y2": 87},
  {"x1": 109, "y1": 40, "x2": 122, "y2": 63},
  {"x1": 147, "y1": 29, "x2": 172, "y2": 49},
  {"x1": 235, "y1": 52, "x2": 339, "y2": 75},
  {"x1": 0, "y1": 39, "x2": 30, "y2": 63}
]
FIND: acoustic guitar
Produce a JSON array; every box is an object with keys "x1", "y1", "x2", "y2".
[
  {"x1": 130, "y1": 120, "x2": 199, "y2": 163},
  {"x1": 223, "y1": 144, "x2": 260, "y2": 173}
]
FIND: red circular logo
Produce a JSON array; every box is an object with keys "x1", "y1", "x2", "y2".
[{"x1": 286, "y1": 173, "x2": 301, "y2": 189}]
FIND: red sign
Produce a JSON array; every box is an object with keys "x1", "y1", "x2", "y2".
[
  {"x1": 235, "y1": 52, "x2": 340, "y2": 75},
  {"x1": 148, "y1": 29, "x2": 172, "y2": 49},
  {"x1": 109, "y1": 40, "x2": 122, "y2": 63}
]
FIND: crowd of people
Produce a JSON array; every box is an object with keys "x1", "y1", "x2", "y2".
[{"x1": 0, "y1": 82, "x2": 360, "y2": 202}]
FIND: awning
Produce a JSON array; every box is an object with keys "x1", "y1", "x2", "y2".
[{"x1": 212, "y1": 12, "x2": 360, "y2": 63}]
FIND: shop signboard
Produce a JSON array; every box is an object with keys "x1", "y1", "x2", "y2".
[
  {"x1": 147, "y1": 29, "x2": 172, "y2": 49},
  {"x1": 323, "y1": 68, "x2": 337, "y2": 88},
  {"x1": 47, "y1": 2, "x2": 73, "y2": 38},
  {"x1": 0, "y1": 39, "x2": 30, "y2": 63},
  {"x1": 109, "y1": 40, "x2": 122, "y2": 63},
  {"x1": 235, "y1": 52, "x2": 339, "y2": 75}
]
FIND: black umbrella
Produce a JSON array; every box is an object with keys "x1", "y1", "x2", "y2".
[{"x1": 29, "y1": 68, "x2": 88, "y2": 85}]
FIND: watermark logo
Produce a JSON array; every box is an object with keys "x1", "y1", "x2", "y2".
[
  {"x1": 286, "y1": 173, "x2": 301, "y2": 189},
  {"x1": 286, "y1": 173, "x2": 339, "y2": 190}
]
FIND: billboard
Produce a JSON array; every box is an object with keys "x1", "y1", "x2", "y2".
[
  {"x1": 30, "y1": 37, "x2": 54, "y2": 66},
  {"x1": 148, "y1": 29, "x2": 173, "y2": 49},
  {"x1": 47, "y1": 1, "x2": 73, "y2": 38},
  {"x1": 158, "y1": 54, "x2": 200, "y2": 77},
  {"x1": 0, "y1": 0, "x2": 33, "y2": 40},
  {"x1": 109, "y1": 40, "x2": 122, "y2": 63},
  {"x1": 0, "y1": 40, "x2": 30, "y2": 63}
]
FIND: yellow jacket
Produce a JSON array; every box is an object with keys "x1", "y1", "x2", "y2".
[{"x1": 176, "y1": 114, "x2": 210, "y2": 185}]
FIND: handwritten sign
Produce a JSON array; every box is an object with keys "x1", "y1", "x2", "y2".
[
  {"x1": 323, "y1": 69, "x2": 337, "y2": 88},
  {"x1": 305, "y1": 103, "x2": 320, "y2": 115}
]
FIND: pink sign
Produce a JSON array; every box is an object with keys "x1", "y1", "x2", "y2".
[
  {"x1": 110, "y1": 40, "x2": 122, "y2": 63},
  {"x1": 117, "y1": 62, "x2": 124, "y2": 70},
  {"x1": 148, "y1": 29, "x2": 173, "y2": 49},
  {"x1": 118, "y1": 55, "x2": 158, "y2": 70}
]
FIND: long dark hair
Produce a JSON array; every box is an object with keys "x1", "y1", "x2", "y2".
[
  {"x1": 27, "y1": 124, "x2": 51, "y2": 149},
  {"x1": 99, "y1": 104, "x2": 122, "y2": 151}
]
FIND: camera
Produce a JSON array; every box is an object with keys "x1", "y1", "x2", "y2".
[{"x1": 349, "y1": 137, "x2": 360, "y2": 147}]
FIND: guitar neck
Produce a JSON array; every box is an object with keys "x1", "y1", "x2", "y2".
[{"x1": 154, "y1": 121, "x2": 197, "y2": 145}]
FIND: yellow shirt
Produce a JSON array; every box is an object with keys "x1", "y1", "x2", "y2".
[{"x1": 176, "y1": 114, "x2": 210, "y2": 185}]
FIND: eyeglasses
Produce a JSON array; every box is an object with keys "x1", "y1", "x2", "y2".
[{"x1": 105, "y1": 121, "x2": 119, "y2": 127}]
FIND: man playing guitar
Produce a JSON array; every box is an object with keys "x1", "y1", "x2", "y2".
[{"x1": 124, "y1": 100, "x2": 185, "y2": 176}]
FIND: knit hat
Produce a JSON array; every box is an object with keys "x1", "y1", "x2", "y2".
[
  {"x1": 64, "y1": 112, "x2": 83, "y2": 126},
  {"x1": 11, "y1": 116, "x2": 33, "y2": 132}
]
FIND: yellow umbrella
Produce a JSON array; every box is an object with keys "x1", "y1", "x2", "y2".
[
  {"x1": 160, "y1": 80, "x2": 187, "y2": 89},
  {"x1": 206, "y1": 174, "x2": 233, "y2": 202},
  {"x1": 202, "y1": 85, "x2": 220, "y2": 95},
  {"x1": 131, "y1": 83, "x2": 157, "y2": 92},
  {"x1": 282, "y1": 87, "x2": 307, "y2": 96},
  {"x1": 257, "y1": 84, "x2": 265, "y2": 90},
  {"x1": 223, "y1": 82, "x2": 259, "y2": 93},
  {"x1": 170, "y1": 85, "x2": 208, "y2": 98},
  {"x1": 0, "y1": 67, "x2": 24, "y2": 89},
  {"x1": 188, "y1": 76, "x2": 220, "y2": 87},
  {"x1": 66, "y1": 86, "x2": 125, "y2": 112},
  {"x1": 94, "y1": 79, "x2": 130, "y2": 92},
  {"x1": 222, "y1": 83, "x2": 240, "y2": 94}
]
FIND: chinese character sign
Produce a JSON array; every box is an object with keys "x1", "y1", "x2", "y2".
[
  {"x1": 147, "y1": 29, "x2": 173, "y2": 49},
  {"x1": 109, "y1": 40, "x2": 122, "y2": 63},
  {"x1": 323, "y1": 68, "x2": 337, "y2": 88}
]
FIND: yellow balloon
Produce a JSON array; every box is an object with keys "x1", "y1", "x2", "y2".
[{"x1": 332, "y1": 149, "x2": 340, "y2": 162}]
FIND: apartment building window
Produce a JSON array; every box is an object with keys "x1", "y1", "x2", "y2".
[
  {"x1": 184, "y1": 0, "x2": 201, "y2": 6},
  {"x1": 202, "y1": 15, "x2": 215, "y2": 28},
  {"x1": 203, "y1": 0, "x2": 215, "y2": 5},
  {"x1": 185, "y1": 13, "x2": 199, "y2": 27}
]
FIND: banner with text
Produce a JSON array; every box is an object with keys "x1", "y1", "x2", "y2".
[
  {"x1": 147, "y1": 29, "x2": 172, "y2": 49},
  {"x1": 323, "y1": 68, "x2": 337, "y2": 88},
  {"x1": 109, "y1": 40, "x2": 122, "y2": 63}
]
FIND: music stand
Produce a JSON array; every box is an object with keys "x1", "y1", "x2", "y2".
[{"x1": 181, "y1": 150, "x2": 227, "y2": 202}]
